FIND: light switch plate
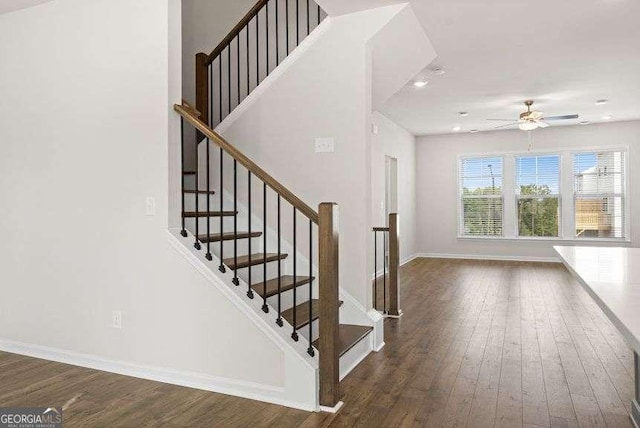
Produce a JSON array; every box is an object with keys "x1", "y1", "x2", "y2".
[
  {"x1": 145, "y1": 197, "x2": 156, "y2": 216},
  {"x1": 315, "y1": 138, "x2": 335, "y2": 153}
]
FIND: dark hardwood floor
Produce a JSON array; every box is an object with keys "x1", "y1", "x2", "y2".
[{"x1": 0, "y1": 258, "x2": 634, "y2": 427}]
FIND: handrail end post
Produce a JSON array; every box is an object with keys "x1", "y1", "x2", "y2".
[
  {"x1": 318, "y1": 202, "x2": 340, "y2": 408},
  {"x1": 388, "y1": 213, "x2": 401, "y2": 317}
]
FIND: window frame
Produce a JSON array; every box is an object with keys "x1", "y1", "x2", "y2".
[
  {"x1": 571, "y1": 149, "x2": 629, "y2": 241},
  {"x1": 458, "y1": 156, "x2": 505, "y2": 238},
  {"x1": 456, "y1": 147, "x2": 630, "y2": 242},
  {"x1": 514, "y1": 153, "x2": 562, "y2": 238}
]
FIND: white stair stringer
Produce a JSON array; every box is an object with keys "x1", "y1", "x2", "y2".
[{"x1": 167, "y1": 229, "x2": 319, "y2": 411}]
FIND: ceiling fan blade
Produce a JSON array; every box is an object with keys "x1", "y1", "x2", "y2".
[
  {"x1": 494, "y1": 122, "x2": 518, "y2": 129},
  {"x1": 530, "y1": 111, "x2": 544, "y2": 120},
  {"x1": 538, "y1": 121, "x2": 550, "y2": 128},
  {"x1": 542, "y1": 114, "x2": 579, "y2": 121},
  {"x1": 487, "y1": 119, "x2": 516, "y2": 121}
]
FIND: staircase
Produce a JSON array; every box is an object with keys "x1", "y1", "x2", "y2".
[{"x1": 176, "y1": 0, "x2": 373, "y2": 410}]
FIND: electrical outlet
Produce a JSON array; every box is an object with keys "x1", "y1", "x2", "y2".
[
  {"x1": 112, "y1": 310, "x2": 122, "y2": 329},
  {"x1": 145, "y1": 197, "x2": 155, "y2": 216},
  {"x1": 315, "y1": 138, "x2": 335, "y2": 153}
]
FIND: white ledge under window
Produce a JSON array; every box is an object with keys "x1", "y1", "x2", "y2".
[{"x1": 457, "y1": 235, "x2": 631, "y2": 244}]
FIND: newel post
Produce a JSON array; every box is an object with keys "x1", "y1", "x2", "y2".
[
  {"x1": 195, "y1": 53, "x2": 209, "y2": 137},
  {"x1": 318, "y1": 202, "x2": 340, "y2": 408},
  {"x1": 388, "y1": 213, "x2": 401, "y2": 317}
]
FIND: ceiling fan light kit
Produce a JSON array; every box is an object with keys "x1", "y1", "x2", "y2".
[{"x1": 487, "y1": 100, "x2": 579, "y2": 132}]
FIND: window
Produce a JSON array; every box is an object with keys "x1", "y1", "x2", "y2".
[
  {"x1": 516, "y1": 155, "x2": 560, "y2": 237},
  {"x1": 460, "y1": 157, "x2": 503, "y2": 236},
  {"x1": 458, "y1": 149, "x2": 628, "y2": 241},
  {"x1": 574, "y1": 151, "x2": 626, "y2": 239}
]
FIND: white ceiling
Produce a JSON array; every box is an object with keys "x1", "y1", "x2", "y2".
[
  {"x1": 0, "y1": 0, "x2": 53, "y2": 15},
  {"x1": 375, "y1": 0, "x2": 640, "y2": 136}
]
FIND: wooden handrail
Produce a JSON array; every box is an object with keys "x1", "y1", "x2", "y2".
[
  {"x1": 205, "y1": 0, "x2": 268, "y2": 65},
  {"x1": 181, "y1": 99, "x2": 201, "y2": 117},
  {"x1": 175, "y1": 103, "x2": 319, "y2": 224}
]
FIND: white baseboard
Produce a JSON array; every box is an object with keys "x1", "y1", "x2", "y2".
[
  {"x1": 371, "y1": 254, "x2": 420, "y2": 280},
  {"x1": 0, "y1": 338, "x2": 316, "y2": 412},
  {"x1": 320, "y1": 401, "x2": 344, "y2": 414},
  {"x1": 400, "y1": 254, "x2": 419, "y2": 266},
  {"x1": 415, "y1": 253, "x2": 561, "y2": 263}
]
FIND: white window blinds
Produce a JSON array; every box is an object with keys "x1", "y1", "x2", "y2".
[
  {"x1": 574, "y1": 151, "x2": 626, "y2": 239},
  {"x1": 460, "y1": 157, "x2": 503, "y2": 236},
  {"x1": 515, "y1": 155, "x2": 561, "y2": 237}
]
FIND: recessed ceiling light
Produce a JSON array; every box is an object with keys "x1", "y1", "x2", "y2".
[
  {"x1": 413, "y1": 80, "x2": 428, "y2": 88},
  {"x1": 470, "y1": 129, "x2": 479, "y2": 134},
  {"x1": 596, "y1": 99, "x2": 608, "y2": 105},
  {"x1": 580, "y1": 121, "x2": 590, "y2": 125},
  {"x1": 453, "y1": 126, "x2": 462, "y2": 132},
  {"x1": 459, "y1": 112, "x2": 469, "y2": 117},
  {"x1": 602, "y1": 115, "x2": 613, "y2": 120},
  {"x1": 430, "y1": 67, "x2": 446, "y2": 75}
]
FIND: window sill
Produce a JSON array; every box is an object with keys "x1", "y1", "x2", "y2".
[{"x1": 457, "y1": 236, "x2": 631, "y2": 244}]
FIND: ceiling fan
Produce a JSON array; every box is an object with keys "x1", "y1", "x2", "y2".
[{"x1": 488, "y1": 100, "x2": 579, "y2": 131}]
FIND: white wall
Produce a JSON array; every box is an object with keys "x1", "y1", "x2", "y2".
[
  {"x1": 371, "y1": 112, "x2": 417, "y2": 263},
  {"x1": 0, "y1": 0, "x2": 309, "y2": 407},
  {"x1": 182, "y1": 0, "x2": 255, "y2": 106},
  {"x1": 213, "y1": 6, "x2": 405, "y2": 307},
  {"x1": 415, "y1": 121, "x2": 640, "y2": 260}
]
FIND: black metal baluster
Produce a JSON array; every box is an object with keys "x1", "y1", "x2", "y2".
[
  {"x1": 306, "y1": 0, "x2": 310, "y2": 35},
  {"x1": 262, "y1": 183, "x2": 269, "y2": 313},
  {"x1": 307, "y1": 220, "x2": 314, "y2": 357},
  {"x1": 317, "y1": 3, "x2": 320, "y2": 25},
  {"x1": 276, "y1": 195, "x2": 283, "y2": 326},
  {"x1": 180, "y1": 117, "x2": 187, "y2": 237},
  {"x1": 227, "y1": 45, "x2": 231, "y2": 118},
  {"x1": 218, "y1": 148, "x2": 225, "y2": 273},
  {"x1": 237, "y1": 35, "x2": 240, "y2": 107},
  {"x1": 275, "y1": 0, "x2": 279, "y2": 65},
  {"x1": 232, "y1": 160, "x2": 239, "y2": 285},
  {"x1": 292, "y1": 207, "x2": 298, "y2": 341},
  {"x1": 247, "y1": 172, "x2": 254, "y2": 299},
  {"x1": 246, "y1": 25, "x2": 250, "y2": 97},
  {"x1": 219, "y1": 57, "x2": 222, "y2": 125},
  {"x1": 205, "y1": 137, "x2": 212, "y2": 260},
  {"x1": 209, "y1": 63, "x2": 213, "y2": 135},
  {"x1": 286, "y1": 0, "x2": 290, "y2": 54},
  {"x1": 256, "y1": 11, "x2": 259, "y2": 88},
  {"x1": 374, "y1": 230, "x2": 377, "y2": 310},
  {"x1": 383, "y1": 231, "x2": 386, "y2": 313},
  {"x1": 266, "y1": 1, "x2": 269, "y2": 76},
  {"x1": 296, "y1": 0, "x2": 299, "y2": 46},
  {"x1": 194, "y1": 135, "x2": 201, "y2": 250}
]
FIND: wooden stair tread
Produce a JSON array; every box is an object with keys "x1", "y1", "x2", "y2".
[
  {"x1": 183, "y1": 189, "x2": 216, "y2": 195},
  {"x1": 182, "y1": 211, "x2": 237, "y2": 217},
  {"x1": 183, "y1": 170, "x2": 197, "y2": 175},
  {"x1": 283, "y1": 299, "x2": 318, "y2": 330},
  {"x1": 313, "y1": 324, "x2": 373, "y2": 357},
  {"x1": 252, "y1": 275, "x2": 313, "y2": 298},
  {"x1": 198, "y1": 231, "x2": 262, "y2": 243},
  {"x1": 282, "y1": 299, "x2": 343, "y2": 330},
  {"x1": 223, "y1": 253, "x2": 288, "y2": 270}
]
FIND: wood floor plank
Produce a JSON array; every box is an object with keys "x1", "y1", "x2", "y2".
[{"x1": 0, "y1": 258, "x2": 635, "y2": 428}]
